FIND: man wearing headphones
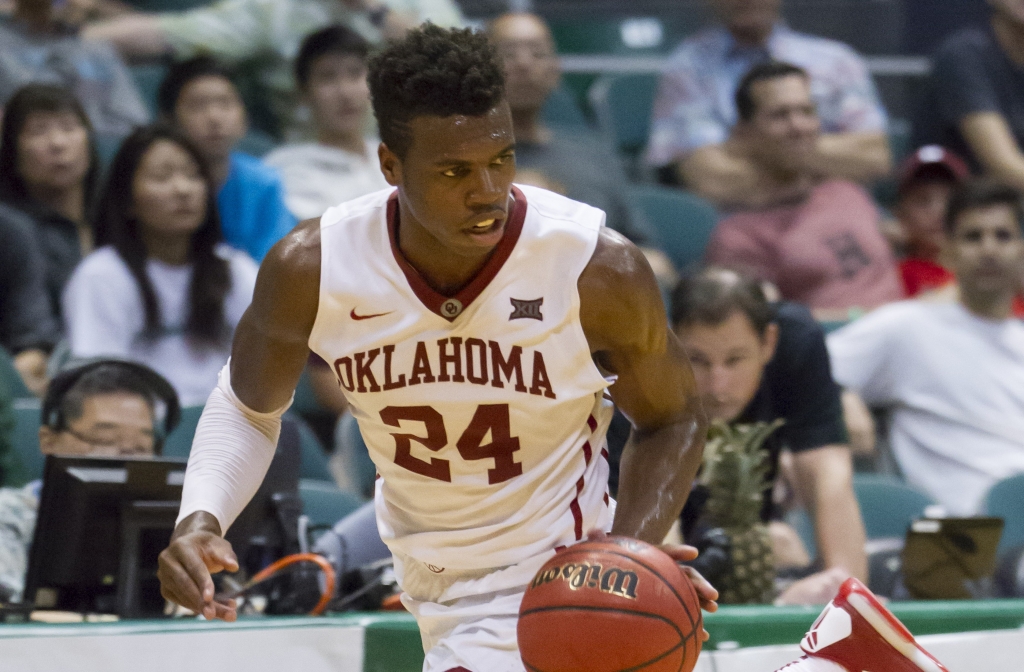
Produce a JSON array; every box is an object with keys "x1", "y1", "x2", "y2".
[{"x1": 0, "y1": 359, "x2": 179, "y2": 603}]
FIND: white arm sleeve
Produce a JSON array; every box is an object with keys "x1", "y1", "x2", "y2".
[{"x1": 176, "y1": 362, "x2": 291, "y2": 533}]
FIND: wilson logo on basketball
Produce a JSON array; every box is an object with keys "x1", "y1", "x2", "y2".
[{"x1": 529, "y1": 563, "x2": 639, "y2": 600}]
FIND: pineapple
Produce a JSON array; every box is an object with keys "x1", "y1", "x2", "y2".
[{"x1": 699, "y1": 420, "x2": 784, "y2": 605}]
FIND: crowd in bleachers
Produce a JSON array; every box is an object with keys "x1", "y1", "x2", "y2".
[{"x1": 1, "y1": 0, "x2": 1023, "y2": 610}]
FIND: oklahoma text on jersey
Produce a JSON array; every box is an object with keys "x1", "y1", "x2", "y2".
[{"x1": 332, "y1": 338, "x2": 556, "y2": 399}]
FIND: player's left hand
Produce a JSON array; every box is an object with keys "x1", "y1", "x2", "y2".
[
  {"x1": 659, "y1": 543, "x2": 718, "y2": 643},
  {"x1": 657, "y1": 544, "x2": 720, "y2": 613}
]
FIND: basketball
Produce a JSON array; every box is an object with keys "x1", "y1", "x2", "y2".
[{"x1": 518, "y1": 536, "x2": 703, "y2": 672}]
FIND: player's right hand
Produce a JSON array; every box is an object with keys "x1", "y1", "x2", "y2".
[{"x1": 157, "y1": 511, "x2": 240, "y2": 622}]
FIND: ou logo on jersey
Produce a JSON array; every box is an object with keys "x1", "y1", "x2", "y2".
[{"x1": 441, "y1": 299, "x2": 463, "y2": 318}]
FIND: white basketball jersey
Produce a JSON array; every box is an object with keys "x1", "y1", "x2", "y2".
[{"x1": 309, "y1": 184, "x2": 614, "y2": 571}]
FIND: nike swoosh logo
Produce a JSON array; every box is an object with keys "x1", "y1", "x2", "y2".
[{"x1": 350, "y1": 308, "x2": 394, "y2": 321}]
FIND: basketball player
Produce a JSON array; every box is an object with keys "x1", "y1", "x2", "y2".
[
  {"x1": 158, "y1": 24, "x2": 711, "y2": 670},
  {"x1": 157, "y1": 26, "x2": 950, "y2": 672}
]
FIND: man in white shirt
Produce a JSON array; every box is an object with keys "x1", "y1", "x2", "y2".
[
  {"x1": 263, "y1": 25, "x2": 389, "y2": 221},
  {"x1": 828, "y1": 178, "x2": 1024, "y2": 516}
]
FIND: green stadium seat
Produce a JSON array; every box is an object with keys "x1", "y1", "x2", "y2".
[
  {"x1": 589, "y1": 73, "x2": 660, "y2": 157},
  {"x1": 818, "y1": 319, "x2": 852, "y2": 334},
  {"x1": 335, "y1": 411, "x2": 376, "y2": 499},
  {"x1": 623, "y1": 184, "x2": 718, "y2": 271},
  {"x1": 236, "y1": 128, "x2": 279, "y2": 158},
  {"x1": 129, "y1": 63, "x2": 169, "y2": 118},
  {"x1": 295, "y1": 417, "x2": 335, "y2": 483},
  {"x1": 161, "y1": 406, "x2": 334, "y2": 484},
  {"x1": 549, "y1": 16, "x2": 700, "y2": 56},
  {"x1": 7, "y1": 399, "x2": 43, "y2": 487},
  {"x1": 787, "y1": 473, "x2": 935, "y2": 559},
  {"x1": 298, "y1": 479, "x2": 362, "y2": 528},
  {"x1": 542, "y1": 85, "x2": 589, "y2": 128},
  {"x1": 550, "y1": 19, "x2": 632, "y2": 55},
  {"x1": 124, "y1": 0, "x2": 211, "y2": 13},
  {"x1": 888, "y1": 117, "x2": 914, "y2": 166},
  {"x1": 0, "y1": 347, "x2": 33, "y2": 400},
  {"x1": 855, "y1": 474, "x2": 935, "y2": 540},
  {"x1": 984, "y1": 474, "x2": 1024, "y2": 554},
  {"x1": 873, "y1": 117, "x2": 915, "y2": 207},
  {"x1": 162, "y1": 404, "x2": 204, "y2": 459}
]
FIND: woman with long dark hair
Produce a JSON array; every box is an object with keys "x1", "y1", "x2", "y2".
[
  {"x1": 0, "y1": 83, "x2": 100, "y2": 316},
  {"x1": 62, "y1": 123, "x2": 258, "y2": 405}
]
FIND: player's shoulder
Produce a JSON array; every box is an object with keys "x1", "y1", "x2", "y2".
[
  {"x1": 583, "y1": 227, "x2": 652, "y2": 287},
  {"x1": 517, "y1": 183, "x2": 606, "y2": 232},
  {"x1": 320, "y1": 186, "x2": 396, "y2": 229},
  {"x1": 261, "y1": 217, "x2": 322, "y2": 287}
]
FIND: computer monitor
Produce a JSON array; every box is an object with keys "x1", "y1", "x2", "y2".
[
  {"x1": 25, "y1": 456, "x2": 186, "y2": 618},
  {"x1": 25, "y1": 421, "x2": 302, "y2": 618}
]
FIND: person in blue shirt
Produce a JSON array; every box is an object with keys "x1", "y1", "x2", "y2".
[{"x1": 157, "y1": 56, "x2": 295, "y2": 262}]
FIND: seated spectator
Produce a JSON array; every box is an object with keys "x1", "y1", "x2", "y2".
[
  {"x1": 0, "y1": 84, "x2": 99, "y2": 318},
  {"x1": 486, "y1": 13, "x2": 652, "y2": 245},
  {"x1": 0, "y1": 0, "x2": 148, "y2": 144},
  {"x1": 892, "y1": 146, "x2": 1024, "y2": 317},
  {"x1": 646, "y1": 0, "x2": 890, "y2": 208},
  {"x1": 0, "y1": 359, "x2": 177, "y2": 602},
  {"x1": 828, "y1": 179, "x2": 1024, "y2": 516},
  {"x1": 0, "y1": 207, "x2": 59, "y2": 395},
  {"x1": 704, "y1": 62, "x2": 902, "y2": 316},
  {"x1": 83, "y1": 0, "x2": 464, "y2": 135},
  {"x1": 671, "y1": 267, "x2": 867, "y2": 605},
  {"x1": 157, "y1": 57, "x2": 295, "y2": 262},
  {"x1": 63, "y1": 124, "x2": 258, "y2": 406},
  {"x1": 263, "y1": 25, "x2": 389, "y2": 221},
  {"x1": 893, "y1": 145, "x2": 969, "y2": 297},
  {"x1": 919, "y1": 0, "x2": 1024, "y2": 190}
]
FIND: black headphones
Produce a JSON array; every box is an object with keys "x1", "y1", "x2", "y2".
[{"x1": 42, "y1": 359, "x2": 182, "y2": 453}]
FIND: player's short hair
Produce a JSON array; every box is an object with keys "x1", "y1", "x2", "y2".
[
  {"x1": 671, "y1": 267, "x2": 773, "y2": 337},
  {"x1": 295, "y1": 24, "x2": 371, "y2": 90},
  {"x1": 158, "y1": 56, "x2": 237, "y2": 118},
  {"x1": 367, "y1": 24, "x2": 506, "y2": 158},
  {"x1": 735, "y1": 60, "x2": 809, "y2": 122},
  {"x1": 945, "y1": 178, "x2": 1024, "y2": 236}
]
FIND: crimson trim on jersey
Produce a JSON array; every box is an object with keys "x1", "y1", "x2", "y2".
[
  {"x1": 568, "y1": 414, "x2": 601, "y2": 540},
  {"x1": 570, "y1": 476, "x2": 585, "y2": 540},
  {"x1": 386, "y1": 186, "x2": 527, "y2": 322}
]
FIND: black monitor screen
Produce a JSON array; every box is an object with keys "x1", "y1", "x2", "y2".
[
  {"x1": 25, "y1": 423, "x2": 300, "y2": 618},
  {"x1": 25, "y1": 456, "x2": 186, "y2": 617}
]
